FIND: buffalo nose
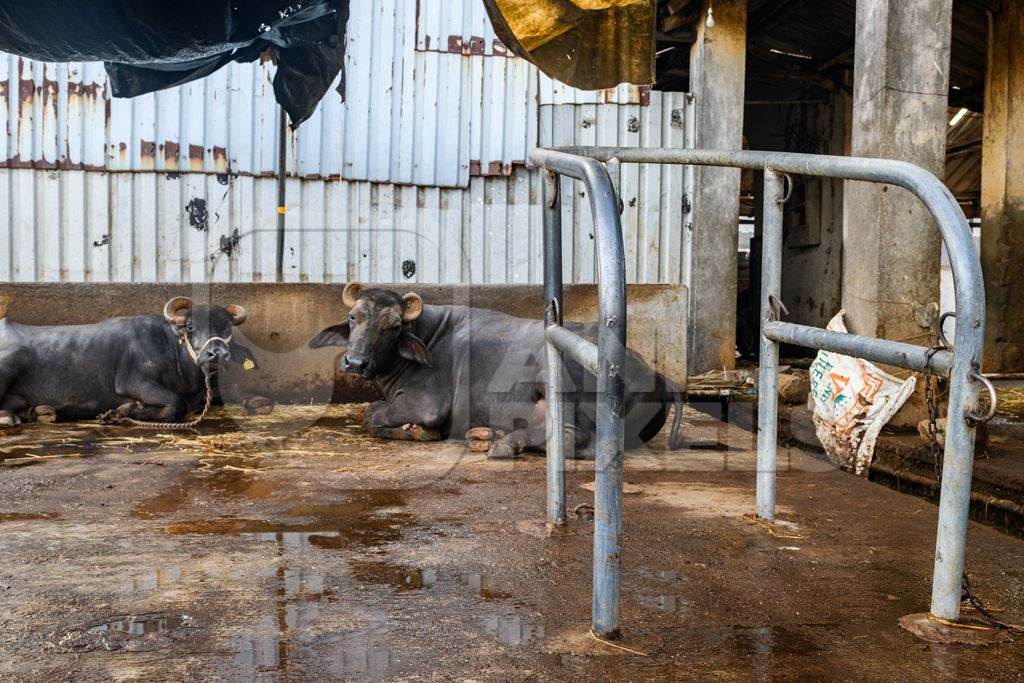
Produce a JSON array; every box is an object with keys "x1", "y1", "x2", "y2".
[
  {"x1": 344, "y1": 354, "x2": 368, "y2": 372},
  {"x1": 203, "y1": 343, "x2": 231, "y2": 364}
]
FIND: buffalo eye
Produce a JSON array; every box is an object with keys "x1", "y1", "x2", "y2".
[{"x1": 186, "y1": 322, "x2": 194, "y2": 332}]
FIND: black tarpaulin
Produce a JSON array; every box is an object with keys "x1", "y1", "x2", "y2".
[{"x1": 0, "y1": 1, "x2": 350, "y2": 126}]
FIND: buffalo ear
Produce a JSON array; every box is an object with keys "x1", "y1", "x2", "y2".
[
  {"x1": 230, "y1": 342, "x2": 259, "y2": 368},
  {"x1": 308, "y1": 323, "x2": 350, "y2": 349},
  {"x1": 398, "y1": 329, "x2": 433, "y2": 367}
]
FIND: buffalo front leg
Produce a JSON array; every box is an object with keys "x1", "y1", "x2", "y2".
[
  {"x1": 467, "y1": 400, "x2": 590, "y2": 460},
  {"x1": 362, "y1": 398, "x2": 445, "y2": 442},
  {"x1": 120, "y1": 380, "x2": 184, "y2": 422},
  {"x1": 0, "y1": 350, "x2": 28, "y2": 425}
]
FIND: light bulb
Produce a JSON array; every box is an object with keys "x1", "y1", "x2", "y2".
[{"x1": 706, "y1": 6, "x2": 715, "y2": 28}]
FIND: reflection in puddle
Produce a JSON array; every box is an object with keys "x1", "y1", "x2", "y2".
[
  {"x1": 119, "y1": 565, "x2": 186, "y2": 593},
  {"x1": 483, "y1": 611, "x2": 545, "y2": 646},
  {"x1": 225, "y1": 535, "x2": 396, "y2": 679},
  {"x1": 232, "y1": 625, "x2": 392, "y2": 679},
  {"x1": 352, "y1": 561, "x2": 437, "y2": 591},
  {"x1": 634, "y1": 567, "x2": 692, "y2": 615},
  {"x1": 651, "y1": 594, "x2": 691, "y2": 614},
  {"x1": 88, "y1": 614, "x2": 185, "y2": 635},
  {"x1": 730, "y1": 625, "x2": 825, "y2": 657},
  {"x1": 459, "y1": 573, "x2": 513, "y2": 600},
  {"x1": 159, "y1": 490, "x2": 411, "y2": 679}
]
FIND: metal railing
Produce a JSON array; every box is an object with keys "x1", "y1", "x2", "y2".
[{"x1": 529, "y1": 145, "x2": 989, "y2": 638}]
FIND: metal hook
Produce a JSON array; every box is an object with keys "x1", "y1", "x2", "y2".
[
  {"x1": 768, "y1": 294, "x2": 789, "y2": 322},
  {"x1": 775, "y1": 173, "x2": 794, "y2": 205},
  {"x1": 937, "y1": 311, "x2": 955, "y2": 350},
  {"x1": 966, "y1": 371, "x2": 998, "y2": 425}
]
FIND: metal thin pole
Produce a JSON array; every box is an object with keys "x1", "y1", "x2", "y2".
[
  {"x1": 589, "y1": 164, "x2": 627, "y2": 639},
  {"x1": 930, "y1": 307, "x2": 984, "y2": 621},
  {"x1": 275, "y1": 106, "x2": 288, "y2": 282},
  {"x1": 756, "y1": 169, "x2": 784, "y2": 521},
  {"x1": 543, "y1": 171, "x2": 566, "y2": 526}
]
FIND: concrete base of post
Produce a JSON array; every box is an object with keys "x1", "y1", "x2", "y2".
[{"x1": 898, "y1": 613, "x2": 1010, "y2": 645}]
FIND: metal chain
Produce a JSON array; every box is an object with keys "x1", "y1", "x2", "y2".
[
  {"x1": 922, "y1": 346, "x2": 942, "y2": 476},
  {"x1": 98, "y1": 367, "x2": 213, "y2": 431},
  {"x1": 962, "y1": 574, "x2": 1024, "y2": 634}
]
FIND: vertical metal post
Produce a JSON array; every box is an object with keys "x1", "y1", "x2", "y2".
[
  {"x1": 930, "y1": 324, "x2": 984, "y2": 621},
  {"x1": 588, "y1": 163, "x2": 627, "y2": 639},
  {"x1": 756, "y1": 169, "x2": 784, "y2": 521},
  {"x1": 543, "y1": 171, "x2": 566, "y2": 526},
  {"x1": 275, "y1": 106, "x2": 288, "y2": 282}
]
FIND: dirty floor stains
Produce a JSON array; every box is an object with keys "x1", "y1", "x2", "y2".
[{"x1": 0, "y1": 405, "x2": 1021, "y2": 680}]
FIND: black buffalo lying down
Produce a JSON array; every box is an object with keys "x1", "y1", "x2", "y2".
[
  {"x1": 0, "y1": 296, "x2": 258, "y2": 424},
  {"x1": 309, "y1": 283, "x2": 683, "y2": 459}
]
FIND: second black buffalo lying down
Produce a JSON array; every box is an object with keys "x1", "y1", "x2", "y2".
[
  {"x1": 309, "y1": 283, "x2": 683, "y2": 459},
  {"x1": 0, "y1": 296, "x2": 261, "y2": 424}
]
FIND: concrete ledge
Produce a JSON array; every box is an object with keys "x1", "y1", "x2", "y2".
[{"x1": 0, "y1": 282, "x2": 687, "y2": 404}]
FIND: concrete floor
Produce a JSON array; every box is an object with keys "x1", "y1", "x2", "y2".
[{"x1": 0, "y1": 405, "x2": 1022, "y2": 681}]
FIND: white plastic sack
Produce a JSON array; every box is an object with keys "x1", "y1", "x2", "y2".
[{"x1": 808, "y1": 311, "x2": 917, "y2": 475}]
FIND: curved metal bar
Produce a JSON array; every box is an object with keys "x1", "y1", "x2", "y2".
[
  {"x1": 530, "y1": 144, "x2": 986, "y2": 629},
  {"x1": 546, "y1": 145, "x2": 983, "y2": 623},
  {"x1": 530, "y1": 147, "x2": 627, "y2": 639}
]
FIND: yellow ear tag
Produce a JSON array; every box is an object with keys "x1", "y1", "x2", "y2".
[{"x1": 243, "y1": 359, "x2": 256, "y2": 370}]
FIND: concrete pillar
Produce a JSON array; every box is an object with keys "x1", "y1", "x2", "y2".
[
  {"x1": 981, "y1": 0, "x2": 1024, "y2": 372},
  {"x1": 842, "y1": 0, "x2": 952, "y2": 419},
  {"x1": 688, "y1": 0, "x2": 747, "y2": 373}
]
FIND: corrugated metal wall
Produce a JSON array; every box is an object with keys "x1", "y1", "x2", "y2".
[{"x1": 0, "y1": 0, "x2": 691, "y2": 285}]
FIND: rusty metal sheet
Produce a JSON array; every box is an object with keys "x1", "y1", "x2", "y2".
[{"x1": 482, "y1": 0, "x2": 655, "y2": 90}]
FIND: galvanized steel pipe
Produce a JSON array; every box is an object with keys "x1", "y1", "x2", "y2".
[
  {"x1": 532, "y1": 144, "x2": 984, "y2": 628},
  {"x1": 756, "y1": 169, "x2": 785, "y2": 521},
  {"x1": 546, "y1": 325, "x2": 599, "y2": 377},
  {"x1": 531, "y1": 147, "x2": 627, "y2": 639},
  {"x1": 550, "y1": 146, "x2": 983, "y2": 622},
  {"x1": 542, "y1": 171, "x2": 566, "y2": 527},
  {"x1": 762, "y1": 321, "x2": 955, "y2": 376}
]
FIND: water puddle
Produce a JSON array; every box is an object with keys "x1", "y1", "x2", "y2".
[
  {"x1": 88, "y1": 614, "x2": 186, "y2": 635},
  {"x1": 163, "y1": 490, "x2": 413, "y2": 548},
  {"x1": 55, "y1": 612, "x2": 195, "y2": 653},
  {"x1": 727, "y1": 625, "x2": 826, "y2": 658},
  {"x1": 0, "y1": 511, "x2": 61, "y2": 523},
  {"x1": 634, "y1": 567, "x2": 692, "y2": 616},
  {"x1": 458, "y1": 573, "x2": 514, "y2": 600},
  {"x1": 483, "y1": 610, "x2": 545, "y2": 646},
  {"x1": 352, "y1": 560, "x2": 438, "y2": 590},
  {"x1": 133, "y1": 455, "x2": 278, "y2": 519},
  {"x1": 0, "y1": 404, "x2": 378, "y2": 468},
  {"x1": 232, "y1": 625, "x2": 393, "y2": 679}
]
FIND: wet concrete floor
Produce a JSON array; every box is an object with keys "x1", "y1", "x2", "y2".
[{"x1": 0, "y1": 404, "x2": 1022, "y2": 680}]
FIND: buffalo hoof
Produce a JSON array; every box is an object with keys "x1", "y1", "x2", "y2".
[
  {"x1": 243, "y1": 396, "x2": 275, "y2": 416},
  {"x1": 466, "y1": 427, "x2": 506, "y2": 453},
  {"x1": 486, "y1": 440, "x2": 517, "y2": 460},
  {"x1": 465, "y1": 426, "x2": 495, "y2": 441},
  {"x1": 33, "y1": 405, "x2": 57, "y2": 424},
  {"x1": 0, "y1": 410, "x2": 20, "y2": 426},
  {"x1": 400, "y1": 423, "x2": 440, "y2": 441}
]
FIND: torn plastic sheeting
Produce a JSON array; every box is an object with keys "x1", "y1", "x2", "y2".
[
  {"x1": 0, "y1": 0, "x2": 350, "y2": 126},
  {"x1": 808, "y1": 311, "x2": 917, "y2": 476},
  {"x1": 482, "y1": 0, "x2": 655, "y2": 90}
]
